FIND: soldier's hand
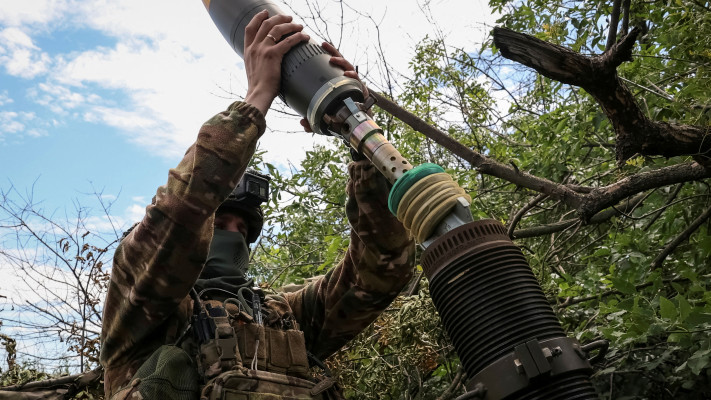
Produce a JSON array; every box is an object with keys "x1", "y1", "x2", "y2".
[
  {"x1": 300, "y1": 42, "x2": 369, "y2": 133},
  {"x1": 244, "y1": 11, "x2": 310, "y2": 116}
]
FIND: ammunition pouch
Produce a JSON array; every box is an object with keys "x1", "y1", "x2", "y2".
[
  {"x1": 114, "y1": 296, "x2": 340, "y2": 399},
  {"x1": 193, "y1": 299, "x2": 338, "y2": 399},
  {"x1": 200, "y1": 369, "x2": 333, "y2": 400}
]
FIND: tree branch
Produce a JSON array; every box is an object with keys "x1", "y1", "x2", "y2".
[
  {"x1": 643, "y1": 183, "x2": 684, "y2": 230},
  {"x1": 606, "y1": 0, "x2": 623, "y2": 51},
  {"x1": 507, "y1": 193, "x2": 548, "y2": 238},
  {"x1": 514, "y1": 192, "x2": 646, "y2": 239},
  {"x1": 371, "y1": 91, "x2": 584, "y2": 208},
  {"x1": 621, "y1": 0, "x2": 631, "y2": 35},
  {"x1": 371, "y1": 91, "x2": 710, "y2": 221},
  {"x1": 651, "y1": 204, "x2": 711, "y2": 268},
  {"x1": 493, "y1": 27, "x2": 711, "y2": 165},
  {"x1": 557, "y1": 277, "x2": 691, "y2": 308},
  {"x1": 435, "y1": 365, "x2": 465, "y2": 400},
  {"x1": 579, "y1": 162, "x2": 711, "y2": 220}
]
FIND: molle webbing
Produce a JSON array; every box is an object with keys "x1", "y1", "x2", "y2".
[
  {"x1": 195, "y1": 301, "x2": 242, "y2": 378},
  {"x1": 195, "y1": 300, "x2": 310, "y2": 380}
]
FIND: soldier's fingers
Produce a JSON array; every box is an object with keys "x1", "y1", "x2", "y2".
[
  {"x1": 255, "y1": 14, "x2": 293, "y2": 43},
  {"x1": 265, "y1": 22, "x2": 303, "y2": 43},
  {"x1": 274, "y1": 31, "x2": 310, "y2": 55},
  {"x1": 321, "y1": 42, "x2": 343, "y2": 58},
  {"x1": 244, "y1": 10, "x2": 269, "y2": 47},
  {"x1": 299, "y1": 118, "x2": 313, "y2": 133},
  {"x1": 329, "y1": 57, "x2": 355, "y2": 73}
]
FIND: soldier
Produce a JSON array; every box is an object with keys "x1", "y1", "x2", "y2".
[{"x1": 99, "y1": 10, "x2": 415, "y2": 400}]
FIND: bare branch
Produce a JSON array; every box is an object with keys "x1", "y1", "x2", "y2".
[
  {"x1": 652, "y1": 204, "x2": 711, "y2": 268},
  {"x1": 493, "y1": 27, "x2": 711, "y2": 165},
  {"x1": 579, "y1": 162, "x2": 711, "y2": 220},
  {"x1": 371, "y1": 91, "x2": 584, "y2": 208},
  {"x1": 507, "y1": 193, "x2": 548, "y2": 238},
  {"x1": 514, "y1": 192, "x2": 646, "y2": 239},
  {"x1": 643, "y1": 184, "x2": 684, "y2": 230},
  {"x1": 606, "y1": 0, "x2": 623, "y2": 51},
  {"x1": 435, "y1": 365, "x2": 465, "y2": 400}
]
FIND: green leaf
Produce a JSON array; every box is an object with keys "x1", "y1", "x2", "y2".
[
  {"x1": 610, "y1": 277, "x2": 636, "y2": 295},
  {"x1": 675, "y1": 295, "x2": 692, "y2": 322},
  {"x1": 554, "y1": 117, "x2": 568, "y2": 134},
  {"x1": 659, "y1": 296, "x2": 677, "y2": 320},
  {"x1": 593, "y1": 247, "x2": 611, "y2": 257},
  {"x1": 668, "y1": 333, "x2": 686, "y2": 343},
  {"x1": 686, "y1": 349, "x2": 711, "y2": 375},
  {"x1": 686, "y1": 312, "x2": 711, "y2": 325}
]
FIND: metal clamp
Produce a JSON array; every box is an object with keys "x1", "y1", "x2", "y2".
[
  {"x1": 465, "y1": 337, "x2": 593, "y2": 399},
  {"x1": 581, "y1": 340, "x2": 609, "y2": 364}
]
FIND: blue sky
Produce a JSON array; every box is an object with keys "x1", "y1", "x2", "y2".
[
  {"x1": 0, "y1": 0, "x2": 497, "y2": 275},
  {"x1": 0, "y1": 0, "x2": 245, "y2": 226},
  {"x1": 0, "y1": 0, "x2": 494, "y2": 367},
  {"x1": 0, "y1": 0, "x2": 495, "y2": 227}
]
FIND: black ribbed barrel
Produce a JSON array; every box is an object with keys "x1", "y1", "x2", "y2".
[
  {"x1": 518, "y1": 373, "x2": 596, "y2": 400},
  {"x1": 421, "y1": 220, "x2": 597, "y2": 399}
]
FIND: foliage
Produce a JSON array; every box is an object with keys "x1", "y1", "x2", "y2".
[
  {"x1": 0, "y1": 329, "x2": 51, "y2": 387},
  {"x1": 248, "y1": 145, "x2": 353, "y2": 289},
  {"x1": 480, "y1": 0, "x2": 711, "y2": 397},
  {"x1": 1, "y1": 0, "x2": 710, "y2": 398},
  {"x1": 328, "y1": 284, "x2": 461, "y2": 399},
  {"x1": 252, "y1": 0, "x2": 711, "y2": 398}
]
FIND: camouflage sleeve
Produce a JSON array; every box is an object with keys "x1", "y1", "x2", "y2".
[
  {"x1": 99, "y1": 102, "x2": 265, "y2": 394},
  {"x1": 282, "y1": 160, "x2": 416, "y2": 360}
]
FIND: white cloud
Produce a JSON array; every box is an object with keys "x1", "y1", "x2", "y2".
[
  {"x1": 0, "y1": 111, "x2": 23, "y2": 134},
  {"x1": 0, "y1": 110, "x2": 42, "y2": 138},
  {"x1": 83, "y1": 214, "x2": 126, "y2": 235},
  {"x1": 0, "y1": 0, "x2": 70, "y2": 27},
  {"x1": 125, "y1": 203, "x2": 146, "y2": 223},
  {"x1": 0, "y1": 27, "x2": 36, "y2": 48},
  {"x1": 0, "y1": 90, "x2": 14, "y2": 106},
  {"x1": 28, "y1": 82, "x2": 89, "y2": 114},
  {"x1": 3, "y1": 0, "x2": 497, "y2": 164},
  {"x1": 0, "y1": 248, "x2": 77, "y2": 308},
  {"x1": 0, "y1": 246, "x2": 104, "y2": 368},
  {"x1": 0, "y1": 27, "x2": 51, "y2": 78},
  {"x1": 75, "y1": 0, "x2": 232, "y2": 56},
  {"x1": 39, "y1": 29, "x2": 243, "y2": 157}
]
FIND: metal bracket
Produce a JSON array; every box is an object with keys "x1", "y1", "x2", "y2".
[{"x1": 465, "y1": 337, "x2": 593, "y2": 399}]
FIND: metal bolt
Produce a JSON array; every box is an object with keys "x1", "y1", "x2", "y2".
[
  {"x1": 552, "y1": 346, "x2": 563, "y2": 357},
  {"x1": 542, "y1": 347, "x2": 553, "y2": 362}
]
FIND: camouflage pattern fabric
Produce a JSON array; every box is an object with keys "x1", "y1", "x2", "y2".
[
  {"x1": 201, "y1": 369, "x2": 324, "y2": 399},
  {"x1": 99, "y1": 101, "x2": 415, "y2": 398},
  {"x1": 268, "y1": 161, "x2": 416, "y2": 360}
]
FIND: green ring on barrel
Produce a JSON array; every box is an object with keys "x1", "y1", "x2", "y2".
[{"x1": 388, "y1": 163, "x2": 446, "y2": 216}]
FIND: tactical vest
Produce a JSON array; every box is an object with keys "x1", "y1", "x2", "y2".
[{"x1": 110, "y1": 290, "x2": 342, "y2": 400}]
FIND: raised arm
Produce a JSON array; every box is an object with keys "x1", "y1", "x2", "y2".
[
  {"x1": 99, "y1": 101, "x2": 266, "y2": 390},
  {"x1": 283, "y1": 160, "x2": 416, "y2": 359},
  {"x1": 100, "y1": 11, "x2": 309, "y2": 396}
]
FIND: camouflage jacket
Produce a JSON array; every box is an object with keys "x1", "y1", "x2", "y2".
[{"x1": 99, "y1": 101, "x2": 415, "y2": 398}]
